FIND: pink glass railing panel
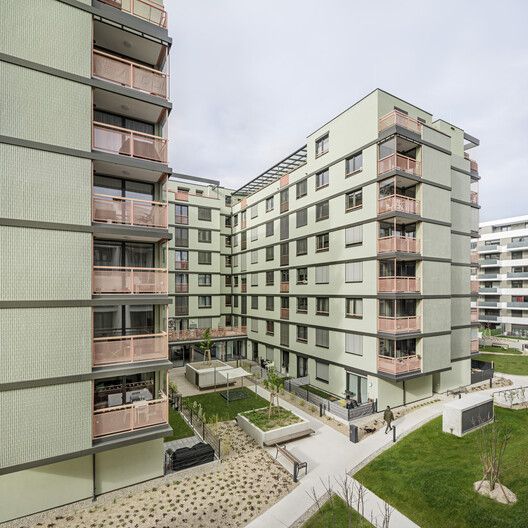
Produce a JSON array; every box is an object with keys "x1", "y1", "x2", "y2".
[
  {"x1": 280, "y1": 308, "x2": 289, "y2": 320},
  {"x1": 470, "y1": 252, "x2": 479, "y2": 264},
  {"x1": 471, "y1": 281, "x2": 479, "y2": 294},
  {"x1": 175, "y1": 284, "x2": 188, "y2": 293},
  {"x1": 379, "y1": 110, "x2": 422, "y2": 135},
  {"x1": 378, "y1": 316, "x2": 421, "y2": 333},
  {"x1": 470, "y1": 191, "x2": 478, "y2": 205},
  {"x1": 471, "y1": 309, "x2": 479, "y2": 322},
  {"x1": 378, "y1": 194, "x2": 420, "y2": 215},
  {"x1": 377, "y1": 355, "x2": 421, "y2": 375},
  {"x1": 93, "y1": 332, "x2": 168, "y2": 366},
  {"x1": 175, "y1": 260, "x2": 189, "y2": 270},
  {"x1": 378, "y1": 154, "x2": 421, "y2": 176},
  {"x1": 99, "y1": 0, "x2": 167, "y2": 28},
  {"x1": 280, "y1": 282, "x2": 289, "y2": 293},
  {"x1": 280, "y1": 174, "x2": 289, "y2": 188},
  {"x1": 169, "y1": 326, "x2": 247, "y2": 342},
  {"x1": 93, "y1": 194, "x2": 168, "y2": 228},
  {"x1": 471, "y1": 339, "x2": 479, "y2": 354},
  {"x1": 377, "y1": 236, "x2": 420, "y2": 254},
  {"x1": 470, "y1": 159, "x2": 478, "y2": 173},
  {"x1": 93, "y1": 267, "x2": 168, "y2": 294},
  {"x1": 378, "y1": 277, "x2": 420, "y2": 293}
]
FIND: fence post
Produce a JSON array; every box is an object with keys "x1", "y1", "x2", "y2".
[
  {"x1": 203, "y1": 421, "x2": 205, "y2": 440},
  {"x1": 190, "y1": 408, "x2": 193, "y2": 425},
  {"x1": 218, "y1": 438, "x2": 221, "y2": 460},
  {"x1": 319, "y1": 403, "x2": 323, "y2": 417},
  {"x1": 392, "y1": 425, "x2": 397, "y2": 443}
]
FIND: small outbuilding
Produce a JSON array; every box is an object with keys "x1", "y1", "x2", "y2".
[{"x1": 442, "y1": 393, "x2": 494, "y2": 437}]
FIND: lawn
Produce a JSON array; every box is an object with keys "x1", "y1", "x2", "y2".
[
  {"x1": 355, "y1": 407, "x2": 528, "y2": 528},
  {"x1": 478, "y1": 353, "x2": 528, "y2": 375},
  {"x1": 183, "y1": 387, "x2": 269, "y2": 422},
  {"x1": 243, "y1": 407, "x2": 301, "y2": 431},
  {"x1": 302, "y1": 496, "x2": 372, "y2": 528},
  {"x1": 300, "y1": 384, "x2": 339, "y2": 401},
  {"x1": 480, "y1": 345, "x2": 521, "y2": 354},
  {"x1": 164, "y1": 407, "x2": 194, "y2": 442}
]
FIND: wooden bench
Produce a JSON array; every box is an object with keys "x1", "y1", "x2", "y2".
[
  {"x1": 274, "y1": 443, "x2": 308, "y2": 482},
  {"x1": 263, "y1": 428, "x2": 315, "y2": 447}
]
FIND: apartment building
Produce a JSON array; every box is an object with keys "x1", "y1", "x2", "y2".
[
  {"x1": 473, "y1": 215, "x2": 528, "y2": 337},
  {"x1": 0, "y1": 0, "x2": 174, "y2": 521},
  {"x1": 168, "y1": 89, "x2": 480, "y2": 411}
]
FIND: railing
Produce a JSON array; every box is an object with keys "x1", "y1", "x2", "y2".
[
  {"x1": 175, "y1": 214, "x2": 189, "y2": 225},
  {"x1": 92, "y1": 194, "x2": 168, "y2": 228},
  {"x1": 98, "y1": 0, "x2": 167, "y2": 28},
  {"x1": 378, "y1": 194, "x2": 420, "y2": 215},
  {"x1": 471, "y1": 359, "x2": 493, "y2": 385},
  {"x1": 168, "y1": 326, "x2": 247, "y2": 342},
  {"x1": 92, "y1": 49, "x2": 167, "y2": 98},
  {"x1": 471, "y1": 339, "x2": 479, "y2": 354},
  {"x1": 469, "y1": 159, "x2": 479, "y2": 173},
  {"x1": 174, "y1": 191, "x2": 189, "y2": 202},
  {"x1": 379, "y1": 110, "x2": 422, "y2": 135},
  {"x1": 471, "y1": 308, "x2": 479, "y2": 322},
  {"x1": 240, "y1": 220, "x2": 247, "y2": 229},
  {"x1": 280, "y1": 174, "x2": 289, "y2": 188},
  {"x1": 92, "y1": 122, "x2": 168, "y2": 163},
  {"x1": 175, "y1": 260, "x2": 188, "y2": 270},
  {"x1": 241, "y1": 284, "x2": 247, "y2": 293},
  {"x1": 175, "y1": 283, "x2": 188, "y2": 293},
  {"x1": 280, "y1": 308, "x2": 289, "y2": 320},
  {"x1": 471, "y1": 281, "x2": 480, "y2": 294},
  {"x1": 377, "y1": 355, "x2": 421, "y2": 375},
  {"x1": 377, "y1": 236, "x2": 420, "y2": 254},
  {"x1": 479, "y1": 315, "x2": 498, "y2": 322},
  {"x1": 378, "y1": 316, "x2": 420, "y2": 333},
  {"x1": 470, "y1": 191, "x2": 478, "y2": 205},
  {"x1": 280, "y1": 282, "x2": 289, "y2": 293},
  {"x1": 280, "y1": 201, "x2": 289, "y2": 213},
  {"x1": 378, "y1": 276, "x2": 420, "y2": 293},
  {"x1": 180, "y1": 404, "x2": 221, "y2": 459},
  {"x1": 93, "y1": 266, "x2": 168, "y2": 294},
  {"x1": 93, "y1": 332, "x2": 168, "y2": 366},
  {"x1": 378, "y1": 154, "x2": 421, "y2": 177},
  {"x1": 470, "y1": 252, "x2": 479, "y2": 265},
  {"x1": 93, "y1": 397, "x2": 168, "y2": 438}
]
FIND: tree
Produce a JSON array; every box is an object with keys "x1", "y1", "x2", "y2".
[
  {"x1": 199, "y1": 328, "x2": 213, "y2": 364},
  {"x1": 262, "y1": 366, "x2": 284, "y2": 418}
]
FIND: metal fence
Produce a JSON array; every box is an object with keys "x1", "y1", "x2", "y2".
[
  {"x1": 471, "y1": 359, "x2": 494, "y2": 385},
  {"x1": 493, "y1": 385, "x2": 528, "y2": 407},
  {"x1": 180, "y1": 403, "x2": 221, "y2": 459}
]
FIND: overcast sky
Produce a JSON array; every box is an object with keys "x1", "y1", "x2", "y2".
[{"x1": 167, "y1": 0, "x2": 528, "y2": 221}]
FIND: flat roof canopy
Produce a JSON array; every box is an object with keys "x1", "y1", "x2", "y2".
[{"x1": 216, "y1": 367, "x2": 252, "y2": 380}]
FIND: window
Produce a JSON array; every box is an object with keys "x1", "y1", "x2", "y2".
[
  {"x1": 234, "y1": 275, "x2": 239, "y2": 287},
  {"x1": 345, "y1": 262, "x2": 363, "y2": 282},
  {"x1": 251, "y1": 227, "x2": 258, "y2": 241},
  {"x1": 280, "y1": 189, "x2": 289, "y2": 210},
  {"x1": 346, "y1": 298, "x2": 363, "y2": 318},
  {"x1": 198, "y1": 229, "x2": 211, "y2": 243},
  {"x1": 233, "y1": 214, "x2": 238, "y2": 227},
  {"x1": 315, "y1": 265, "x2": 329, "y2": 284},
  {"x1": 296, "y1": 179, "x2": 307, "y2": 199},
  {"x1": 315, "y1": 200, "x2": 329, "y2": 221},
  {"x1": 266, "y1": 196, "x2": 274, "y2": 212},
  {"x1": 266, "y1": 320, "x2": 274, "y2": 335},
  {"x1": 225, "y1": 235, "x2": 232, "y2": 247},
  {"x1": 266, "y1": 346, "x2": 275, "y2": 362},
  {"x1": 251, "y1": 318, "x2": 258, "y2": 332},
  {"x1": 297, "y1": 297, "x2": 308, "y2": 313},
  {"x1": 315, "y1": 169, "x2": 329, "y2": 189},
  {"x1": 198, "y1": 207, "x2": 211, "y2": 221},
  {"x1": 316, "y1": 360, "x2": 329, "y2": 382},
  {"x1": 251, "y1": 272, "x2": 258, "y2": 286},
  {"x1": 296, "y1": 208, "x2": 308, "y2": 228},
  {"x1": 198, "y1": 296, "x2": 212, "y2": 308},
  {"x1": 195, "y1": 190, "x2": 203, "y2": 196},
  {"x1": 251, "y1": 204, "x2": 258, "y2": 218},
  {"x1": 174, "y1": 227, "x2": 189, "y2": 247},
  {"x1": 297, "y1": 267, "x2": 308, "y2": 284},
  {"x1": 346, "y1": 189, "x2": 363, "y2": 211},
  {"x1": 225, "y1": 195, "x2": 232, "y2": 206},
  {"x1": 315, "y1": 134, "x2": 329, "y2": 157},
  {"x1": 346, "y1": 152, "x2": 363, "y2": 175},
  {"x1": 225, "y1": 216, "x2": 232, "y2": 228},
  {"x1": 266, "y1": 246, "x2": 274, "y2": 261},
  {"x1": 198, "y1": 274, "x2": 212, "y2": 286},
  {"x1": 251, "y1": 250, "x2": 259, "y2": 264},
  {"x1": 345, "y1": 226, "x2": 363, "y2": 246},
  {"x1": 316, "y1": 233, "x2": 329, "y2": 252},
  {"x1": 297, "y1": 325, "x2": 308, "y2": 342},
  {"x1": 280, "y1": 242, "x2": 289, "y2": 265},
  {"x1": 266, "y1": 296, "x2": 274, "y2": 311},
  {"x1": 225, "y1": 275, "x2": 232, "y2": 287},
  {"x1": 198, "y1": 251, "x2": 212, "y2": 265},
  {"x1": 233, "y1": 294, "x2": 239, "y2": 307},
  {"x1": 251, "y1": 296, "x2": 259, "y2": 310},
  {"x1": 316, "y1": 329, "x2": 329, "y2": 348},
  {"x1": 266, "y1": 221, "x2": 274, "y2": 237},
  {"x1": 345, "y1": 334, "x2": 363, "y2": 356},
  {"x1": 233, "y1": 234, "x2": 238, "y2": 247},
  {"x1": 225, "y1": 295, "x2": 232, "y2": 307},
  {"x1": 175, "y1": 204, "x2": 188, "y2": 224},
  {"x1": 266, "y1": 271, "x2": 275, "y2": 285},
  {"x1": 280, "y1": 216, "x2": 289, "y2": 240},
  {"x1": 297, "y1": 238, "x2": 308, "y2": 256},
  {"x1": 316, "y1": 297, "x2": 329, "y2": 315}
]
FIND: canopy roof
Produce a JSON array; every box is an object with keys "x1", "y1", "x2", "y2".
[{"x1": 216, "y1": 367, "x2": 252, "y2": 380}]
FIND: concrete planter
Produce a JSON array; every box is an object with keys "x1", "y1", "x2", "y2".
[
  {"x1": 236, "y1": 407, "x2": 311, "y2": 447},
  {"x1": 185, "y1": 361, "x2": 232, "y2": 389}
]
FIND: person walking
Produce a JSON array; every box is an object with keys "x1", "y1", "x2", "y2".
[{"x1": 383, "y1": 405, "x2": 395, "y2": 434}]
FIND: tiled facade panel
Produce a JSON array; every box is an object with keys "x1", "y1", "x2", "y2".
[
  {"x1": 0, "y1": 62, "x2": 91, "y2": 150},
  {"x1": 0, "y1": 227, "x2": 91, "y2": 301},
  {"x1": 0, "y1": 382, "x2": 92, "y2": 469},
  {"x1": 0, "y1": 307, "x2": 91, "y2": 384},
  {"x1": 0, "y1": 0, "x2": 91, "y2": 77},
  {"x1": 0, "y1": 144, "x2": 91, "y2": 225}
]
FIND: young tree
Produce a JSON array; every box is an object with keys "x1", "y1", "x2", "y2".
[
  {"x1": 263, "y1": 366, "x2": 284, "y2": 418},
  {"x1": 199, "y1": 328, "x2": 213, "y2": 364}
]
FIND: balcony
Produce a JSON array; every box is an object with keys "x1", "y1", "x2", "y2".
[
  {"x1": 378, "y1": 194, "x2": 420, "y2": 215},
  {"x1": 280, "y1": 174, "x2": 289, "y2": 188},
  {"x1": 378, "y1": 154, "x2": 421, "y2": 177},
  {"x1": 92, "y1": 194, "x2": 168, "y2": 229},
  {"x1": 175, "y1": 283, "x2": 188, "y2": 293},
  {"x1": 470, "y1": 252, "x2": 479, "y2": 265},
  {"x1": 93, "y1": 122, "x2": 167, "y2": 163},
  {"x1": 479, "y1": 315, "x2": 498, "y2": 322},
  {"x1": 471, "y1": 308, "x2": 479, "y2": 322},
  {"x1": 377, "y1": 236, "x2": 420, "y2": 254},
  {"x1": 280, "y1": 201, "x2": 289, "y2": 213},
  {"x1": 168, "y1": 326, "x2": 247, "y2": 342},
  {"x1": 378, "y1": 276, "x2": 420, "y2": 293},
  {"x1": 469, "y1": 159, "x2": 479, "y2": 173},
  {"x1": 377, "y1": 355, "x2": 421, "y2": 375},
  {"x1": 92, "y1": 49, "x2": 168, "y2": 99},
  {"x1": 470, "y1": 191, "x2": 478, "y2": 205},
  {"x1": 471, "y1": 339, "x2": 479, "y2": 354},
  {"x1": 93, "y1": 266, "x2": 168, "y2": 294},
  {"x1": 175, "y1": 214, "x2": 189, "y2": 225},
  {"x1": 175, "y1": 260, "x2": 188, "y2": 270},
  {"x1": 98, "y1": 0, "x2": 167, "y2": 28},
  {"x1": 280, "y1": 282, "x2": 289, "y2": 293},
  {"x1": 93, "y1": 397, "x2": 168, "y2": 439},
  {"x1": 241, "y1": 283, "x2": 247, "y2": 293},
  {"x1": 378, "y1": 316, "x2": 421, "y2": 333},
  {"x1": 280, "y1": 308, "x2": 290, "y2": 320},
  {"x1": 471, "y1": 281, "x2": 479, "y2": 294},
  {"x1": 93, "y1": 332, "x2": 168, "y2": 366},
  {"x1": 174, "y1": 191, "x2": 189, "y2": 202},
  {"x1": 379, "y1": 110, "x2": 422, "y2": 135}
]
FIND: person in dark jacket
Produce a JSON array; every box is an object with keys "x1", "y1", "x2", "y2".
[{"x1": 383, "y1": 405, "x2": 395, "y2": 433}]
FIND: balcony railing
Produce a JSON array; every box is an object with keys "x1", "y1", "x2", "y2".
[
  {"x1": 280, "y1": 174, "x2": 289, "y2": 188},
  {"x1": 379, "y1": 110, "x2": 422, "y2": 135},
  {"x1": 93, "y1": 266, "x2": 168, "y2": 294},
  {"x1": 471, "y1": 281, "x2": 480, "y2": 294},
  {"x1": 471, "y1": 339, "x2": 479, "y2": 354},
  {"x1": 378, "y1": 194, "x2": 420, "y2": 216},
  {"x1": 93, "y1": 122, "x2": 167, "y2": 163},
  {"x1": 470, "y1": 159, "x2": 479, "y2": 173},
  {"x1": 99, "y1": 0, "x2": 167, "y2": 28},
  {"x1": 280, "y1": 201, "x2": 289, "y2": 213},
  {"x1": 378, "y1": 276, "x2": 420, "y2": 293},
  {"x1": 93, "y1": 397, "x2": 168, "y2": 438},
  {"x1": 92, "y1": 194, "x2": 168, "y2": 229},
  {"x1": 377, "y1": 355, "x2": 421, "y2": 375},
  {"x1": 378, "y1": 154, "x2": 421, "y2": 177},
  {"x1": 378, "y1": 316, "x2": 421, "y2": 333},
  {"x1": 174, "y1": 191, "x2": 189, "y2": 202},
  {"x1": 175, "y1": 260, "x2": 188, "y2": 270},
  {"x1": 470, "y1": 191, "x2": 478, "y2": 205},
  {"x1": 92, "y1": 49, "x2": 168, "y2": 98},
  {"x1": 169, "y1": 326, "x2": 247, "y2": 342},
  {"x1": 471, "y1": 308, "x2": 479, "y2": 322},
  {"x1": 175, "y1": 283, "x2": 188, "y2": 293},
  {"x1": 280, "y1": 308, "x2": 289, "y2": 320},
  {"x1": 241, "y1": 284, "x2": 247, "y2": 293},
  {"x1": 93, "y1": 332, "x2": 168, "y2": 366},
  {"x1": 280, "y1": 282, "x2": 289, "y2": 293},
  {"x1": 175, "y1": 214, "x2": 189, "y2": 225},
  {"x1": 377, "y1": 236, "x2": 420, "y2": 254},
  {"x1": 470, "y1": 252, "x2": 479, "y2": 265}
]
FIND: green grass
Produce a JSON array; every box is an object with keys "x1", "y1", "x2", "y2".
[
  {"x1": 302, "y1": 496, "x2": 373, "y2": 528},
  {"x1": 300, "y1": 384, "x2": 339, "y2": 401},
  {"x1": 355, "y1": 407, "x2": 528, "y2": 528},
  {"x1": 480, "y1": 345, "x2": 522, "y2": 354},
  {"x1": 183, "y1": 387, "x2": 269, "y2": 422},
  {"x1": 243, "y1": 407, "x2": 301, "y2": 431},
  {"x1": 164, "y1": 408, "x2": 194, "y2": 442},
  {"x1": 478, "y1": 353, "x2": 528, "y2": 375}
]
